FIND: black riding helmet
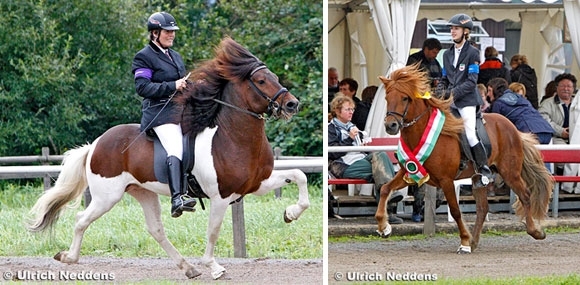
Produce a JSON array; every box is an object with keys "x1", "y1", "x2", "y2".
[
  {"x1": 446, "y1": 13, "x2": 473, "y2": 30},
  {"x1": 147, "y1": 12, "x2": 180, "y2": 31}
]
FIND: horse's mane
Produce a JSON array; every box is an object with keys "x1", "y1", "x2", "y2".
[
  {"x1": 385, "y1": 64, "x2": 464, "y2": 140},
  {"x1": 177, "y1": 37, "x2": 264, "y2": 135}
]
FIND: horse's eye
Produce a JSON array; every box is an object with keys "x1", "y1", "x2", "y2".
[
  {"x1": 258, "y1": 79, "x2": 266, "y2": 84},
  {"x1": 402, "y1": 96, "x2": 410, "y2": 102}
]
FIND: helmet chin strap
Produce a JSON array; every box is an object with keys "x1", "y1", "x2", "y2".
[
  {"x1": 154, "y1": 30, "x2": 169, "y2": 49},
  {"x1": 453, "y1": 33, "x2": 466, "y2": 44}
]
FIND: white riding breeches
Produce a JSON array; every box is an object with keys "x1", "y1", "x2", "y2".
[
  {"x1": 457, "y1": 106, "x2": 479, "y2": 147},
  {"x1": 153, "y1": 123, "x2": 183, "y2": 160}
]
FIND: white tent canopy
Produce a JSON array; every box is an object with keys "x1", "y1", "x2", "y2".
[{"x1": 328, "y1": 0, "x2": 580, "y2": 137}]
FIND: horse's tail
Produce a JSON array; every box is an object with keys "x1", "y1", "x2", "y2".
[
  {"x1": 514, "y1": 133, "x2": 553, "y2": 220},
  {"x1": 27, "y1": 144, "x2": 91, "y2": 232}
]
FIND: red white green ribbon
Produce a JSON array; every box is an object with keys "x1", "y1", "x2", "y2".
[{"x1": 396, "y1": 107, "x2": 445, "y2": 185}]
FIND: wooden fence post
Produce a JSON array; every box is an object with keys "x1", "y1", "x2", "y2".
[
  {"x1": 41, "y1": 147, "x2": 51, "y2": 191},
  {"x1": 232, "y1": 200, "x2": 247, "y2": 258},
  {"x1": 274, "y1": 147, "x2": 282, "y2": 198},
  {"x1": 423, "y1": 185, "x2": 436, "y2": 236}
]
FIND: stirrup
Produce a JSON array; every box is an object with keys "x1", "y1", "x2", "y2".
[
  {"x1": 171, "y1": 195, "x2": 197, "y2": 218},
  {"x1": 471, "y1": 173, "x2": 490, "y2": 188}
]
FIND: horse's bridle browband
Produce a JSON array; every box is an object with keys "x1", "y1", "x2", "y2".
[
  {"x1": 386, "y1": 97, "x2": 430, "y2": 129},
  {"x1": 213, "y1": 64, "x2": 288, "y2": 120}
]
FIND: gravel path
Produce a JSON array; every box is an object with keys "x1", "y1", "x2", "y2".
[
  {"x1": 1, "y1": 256, "x2": 322, "y2": 284},
  {"x1": 327, "y1": 213, "x2": 580, "y2": 284}
]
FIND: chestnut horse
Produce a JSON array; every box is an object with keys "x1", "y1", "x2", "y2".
[
  {"x1": 27, "y1": 37, "x2": 310, "y2": 279},
  {"x1": 375, "y1": 65, "x2": 552, "y2": 253}
]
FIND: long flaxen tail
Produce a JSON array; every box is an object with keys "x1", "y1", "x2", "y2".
[
  {"x1": 514, "y1": 133, "x2": 553, "y2": 220},
  {"x1": 27, "y1": 144, "x2": 92, "y2": 232}
]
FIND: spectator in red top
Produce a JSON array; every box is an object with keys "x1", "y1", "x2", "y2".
[{"x1": 478, "y1": 46, "x2": 510, "y2": 86}]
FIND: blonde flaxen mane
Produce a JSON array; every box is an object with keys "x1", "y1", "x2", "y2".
[{"x1": 383, "y1": 64, "x2": 464, "y2": 140}]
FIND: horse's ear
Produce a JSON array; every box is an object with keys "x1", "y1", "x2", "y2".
[{"x1": 378, "y1": 76, "x2": 389, "y2": 84}]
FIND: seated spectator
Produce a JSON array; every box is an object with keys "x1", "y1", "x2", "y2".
[
  {"x1": 509, "y1": 82, "x2": 526, "y2": 97},
  {"x1": 487, "y1": 78, "x2": 553, "y2": 144},
  {"x1": 478, "y1": 46, "x2": 510, "y2": 86},
  {"x1": 478, "y1": 83, "x2": 490, "y2": 112},
  {"x1": 538, "y1": 73, "x2": 576, "y2": 177},
  {"x1": 328, "y1": 67, "x2": 340, "y2": 110},
  {"x1": 339, "y1": 78, "x2": 366, "y2": 130},
  {"x1": 541, "y1": 80, "x2": 557, "y2": 104},
  {"x1": 328, "y1": 94, "x2": 404, "y2": 223}
]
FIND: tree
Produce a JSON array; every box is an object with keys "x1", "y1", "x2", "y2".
[{"x1": 0, "y1": 0, "x2": 322, "y2": 158}]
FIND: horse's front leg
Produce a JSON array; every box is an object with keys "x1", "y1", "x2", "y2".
[
  {"x1": 253, "y1": 169, "x2": 310, "y2": 223},
  {"x1": 375, "y1": 171, "x2": 407, "y2": 237},
  {"x1": 201, "y1": 198, "x2": 230, "y2": 280}
]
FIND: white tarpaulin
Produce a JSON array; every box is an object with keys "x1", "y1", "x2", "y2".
[
  {"x1": 364, "y1": 0, "x2": 421, "y2": 137},
  {"x1": 563, "y1": 0, "x2": 580, "y2": 187}
]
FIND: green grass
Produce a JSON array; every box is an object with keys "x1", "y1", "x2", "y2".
[{"x1": 0, "y1": 183, "x2": 322, "y2": 259}]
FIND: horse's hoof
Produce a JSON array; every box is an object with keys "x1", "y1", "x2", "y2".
[
  {"x1": 533, "y1": 230, "x2": 546, "y2": 240},
  {"x1": 283, "y1": 210, "x2": 292, "y2": 223},
  {"x1": 53, "y1": 251, "x2": 66, "y2": 262},
  {"x1": 185, "y1": 268, "x2": 202, "y2": 279},
  {"x1": 376, "y1": 224, "x2": 392, "y2": 238},
  {"x1": 212, "y1": 268, "x2": 226, "y2": 280},
  {"x1": 456, "y1": 245, "x2": 472, "y2": 254}
]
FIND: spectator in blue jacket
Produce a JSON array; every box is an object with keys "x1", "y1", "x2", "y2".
[{"x1": 487, "y1": 78, "x2": 553, "y2": 144}]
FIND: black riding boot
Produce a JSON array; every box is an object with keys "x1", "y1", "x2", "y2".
[
  {"x1": 471, "y1": 142, "x2": 493, "y2": 188},
  {"x1": 167, "y1": 156, "x2": 197, "y2": 218}
]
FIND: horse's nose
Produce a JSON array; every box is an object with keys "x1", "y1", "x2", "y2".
[
  {"x1": 284, "y1": 99, "x2": 299, "y2": 113},
  {"x1": 384, "y1": 120, "x2": 399, "y2": 135}
]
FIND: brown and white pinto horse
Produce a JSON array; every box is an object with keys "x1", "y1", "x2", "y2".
[
  {"x1": 375, "y1": 65, "x2": 552, "y2": 253},
  {"x1": 27, "y1": 37, "x2": 310, "y2": 279}
]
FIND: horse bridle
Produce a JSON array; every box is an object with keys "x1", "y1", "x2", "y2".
[
  {"x1": 386, "y1": 96, "x2": 430, "y2": 129},
  {"x1": 248, "y1": 65, "x2": 289, "y2": 117},
  {"x1": 213, "y1": 64, "x2": 289, "y2": 120}
]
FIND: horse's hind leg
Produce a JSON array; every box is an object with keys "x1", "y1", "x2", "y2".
[
  {"x1": 126, "y1": 186, "x2": 201, "y2": 279},
  {"x1": 440, "y1": 180, "x2": 472, "y2": 253},
  {"x1": 470, "y1": 185, "x2": 489, "y2": 250},
  {"x1": 54, "y1": 179, "x2": 124, "y2": 264},
  {"x1": 502, "y1": 175, "x2": 545, "y2": 239}
]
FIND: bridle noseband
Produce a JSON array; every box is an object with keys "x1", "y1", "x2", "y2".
[
  {"x1": 213, "y1": 64, "x2": 289, "y2": 120},
  {"x1": 386, "y1": 97, "x2": 430, "y2": 129}
]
